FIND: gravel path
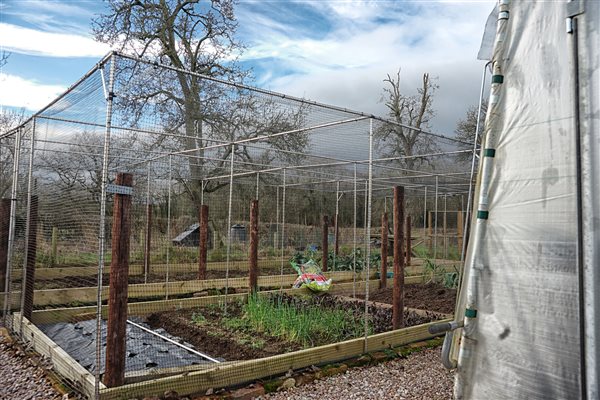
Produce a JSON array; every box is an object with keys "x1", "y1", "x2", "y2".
[
  {"x1": 0, "y1": 328, "x2": 64, "y2": 400},
  {"x1": 261, "y1": 348, "x2": 454, "y2": 400}
]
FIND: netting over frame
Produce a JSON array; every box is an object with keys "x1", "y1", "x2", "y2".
[{"x1": 0, "y1": 52, "x2": 471, "y2": 399}]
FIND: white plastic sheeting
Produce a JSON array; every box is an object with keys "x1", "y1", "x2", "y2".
[{"x1": 454, "y1": 1, "x2": 599, "y2": 398}]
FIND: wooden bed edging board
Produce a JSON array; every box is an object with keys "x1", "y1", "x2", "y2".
[
  {"x1": 1, "y1": 270, "x2": 360, "y2": 309},
  {"x1": 28, "y1": 275, "x2": 433, "y2": 325},
  {"x1": 11, "y1": 313, "x2": 101, "y2": 399},
  {"x1": 99, "y1": 319, "x2": 451, "y2": 400},
  {"x1": 11, "y1": 257, "x2": 460, "y2": 281}
]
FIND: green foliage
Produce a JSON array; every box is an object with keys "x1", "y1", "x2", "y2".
[
  {"x1": 290, "y1": 248, "x2": 380, "y2": 272},
  {"x1": 233, "y1": 294, "x2": 366, "y2": 347},
  {"x1": 191, "y1": 312, "x2": 208, "y2": 325}
]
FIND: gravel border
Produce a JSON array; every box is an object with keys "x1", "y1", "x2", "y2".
[
  {"x1": 0, "y1": 327, "x2": 65, "y2": 400},
  {"x1": 260, "y1": 348, "x2": 454, "y2": 400}
]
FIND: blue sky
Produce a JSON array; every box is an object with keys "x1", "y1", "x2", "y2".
[{"x1": 0, "y1": 0, "x2": 494, "y2": 134}]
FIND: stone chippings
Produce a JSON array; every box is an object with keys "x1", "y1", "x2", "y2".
[
  {"x1": 0, "y1": 328, "x2": 64, "y2": 400},
  {"x1": 260, "y1": 348, "x2": 454, "y2": 400}
]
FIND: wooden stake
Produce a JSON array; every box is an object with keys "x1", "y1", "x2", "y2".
[
  {"x1": 380, "y1": 212, "x2": 388, "y2": 289},
  {"x1": 104, "y1": 173, "x2": 133, "y2": 388},
  {"x1": 392, "y1": 186, "x2": 405, "y2": 330},
  {"x1": 144, "y1": 204, "x2": 152, "y2": 279},
  {"x1": 322, "y1": 215, "x2": 329, "y2": 272},
  {"x1": 23, "y1": 195, "x2": 38, "y2": 321},
  {"x1": 0, "y1": 199, "x2": 10, "y2": 291},
  {"x1": 406, "y1": 215, "x2": 411, "y2": 266},
  {"x1": 249, "y1": 200, "x2": 259, "y2": 294},
  {"x1": 198, "y1": 205, "x2": 208, "y2": 280}
]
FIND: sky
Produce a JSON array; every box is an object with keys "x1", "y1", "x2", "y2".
[{"x1": 0, "y1": 0, "x2": 494, "y2": 136}]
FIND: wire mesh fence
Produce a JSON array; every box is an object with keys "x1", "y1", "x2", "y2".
[{"x1": 0, "y1": 52, "x2": 471, "y2": 399}]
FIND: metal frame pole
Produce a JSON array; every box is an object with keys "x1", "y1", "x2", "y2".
[
  {"x1": 165, "y1": 155, "x2": 172, "y2": 300},
  {"x1": 364, "y1": 119, "x2": 373, "y2": 352},
  {"x1": 19, "y1": 117, "x2": 36, "y2": 331},
  {"x1": 352, "y1": 163, "x2": 357, "y2": 298},
  {"x1": 94, "y1": 53, "x2": 116, "y2": 400},
  {"x1": 279, "y1": 168, "x2": 287, "y2": 291},
  {"x1": 144, "y1": 164, "x2": 151, "y2": 284},
  {"x1": 224, "y1": 145, "x2": 235, "y2": 313},
  {"x1": 434, "y1": 176, "x2": 439, "y2": 260},
  {"x1": 462, "y1": 62, "x2": 490, "y2": 261},
  {"x1": 2, "y1": 128, "x2": 21, "y2": 325}
]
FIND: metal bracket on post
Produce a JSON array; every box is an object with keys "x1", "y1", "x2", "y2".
[{"x1": 566, "y1": 0, "x2": 584, "y2": 33}]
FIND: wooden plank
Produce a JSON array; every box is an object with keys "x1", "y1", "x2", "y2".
[
  {"x1": 14, "y1": 257, "x2": 459, "y2": 281},
  {"x1": 99, "y1": 319, "x2": 450, "y2": 400},
  {"x1": 1, "y1": 269, "x2": 448, "y2": 310},
  {"x1": 12, "y1": 313, "x2": 101, "y2": 399}
]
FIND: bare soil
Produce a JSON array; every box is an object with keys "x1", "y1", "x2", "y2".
[
  {"x1": 357, "y1": 283, "x2": 457, "y2": 315},
  {"x1": 146, "y1": 303, "x2": 302, "y2": 361},
  {"x1": 145, "y1": 293, "x2": 441, "y2": 362}
]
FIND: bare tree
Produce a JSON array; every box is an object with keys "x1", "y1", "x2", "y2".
[
  {"x1": 0, "y1": 109, "x2": 27, "y2": 198},
  {"x1": 93, "y1": 0, "x2": 307, "y2": 204},
  {"x1": 455, "y1": 99, "x2": 488, "y2": 148},
  {"x1": 375, "y1": 70, "x2": 438, "y2": 170},
  {"x1": 0, "y1": 51, "x2": 9, "y2": 68}
]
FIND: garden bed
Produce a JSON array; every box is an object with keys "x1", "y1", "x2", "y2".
[
  {"x1": 357, "y1": 283, "x2": 457, "y2": 315},
  {"x1": 145, "y1": 293, "x2": 442, "y2": 363}
]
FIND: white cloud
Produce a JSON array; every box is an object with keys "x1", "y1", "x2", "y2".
[
  {"x1": 0, "y1": 22, "x2": 109, "y2": 58},
  {"x1": 239, "y1": 1, "x2": 495, "y2": 134},
  {"x1": 0, "y1": 73, "x2": 65, "y2": 110}
]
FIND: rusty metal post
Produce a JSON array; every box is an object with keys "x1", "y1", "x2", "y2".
[
  {"x1": 406, "y1": 215, "x2": 411, "y2": 266},
  {"x1": 380, "y1": 212, "x2": 388, "y2": 289},
  {"x1": 198, "y1": 205, "x2": 209, "y2": 280},
  {"x1": 322, "y1": 215, "x2": 329, "y2": 272},
  {"x1": 392, "y1": 186, "x2": 405, "y2": 330},
  {"x1": 249, "y1": 200, "x2": 259, "y2": 294},
  {"x1": 104, "y1": 173, "x2": 133, "y2": 388},
  {"x1": 22, "y1": 195, "x2": 38, "y2": 321}
]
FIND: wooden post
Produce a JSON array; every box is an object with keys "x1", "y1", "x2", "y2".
[
  {"x1": 427, "y1": 211, "x2": 433, "y2": 253},
  {"x1": 144, "y1": 204, "x2": 152, "y2": 279},
  {"x1": 392, "y1": 186, "x2": 405, "y2": 330},
  {"x1": 249, "y1": 200, "x2": 259, "y2": 294},
  {"x1": 51, "y1": 227, "x2": 58, "y2": 266},
  {"x1": 0, "y1": 199, "x2": 10, "y2": 290},
  {"x1": 322, "y1": 215, "x2": 329, "y2": 272},
  {"x1": 23, "y1": 195, "x2": 38, "y2": 321},
  {"x1": 380, "y1": 212, "x2": 388, "y2": 289},
  {"x1": 104, "y1": 173, "x2": 133, "y2": 388},
  {"x1": 406, "y1": 215, "x2": 411, "y2": 266},
  {"x1": 198, "y1": 205, "x2": 208, "y2": 280}
]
